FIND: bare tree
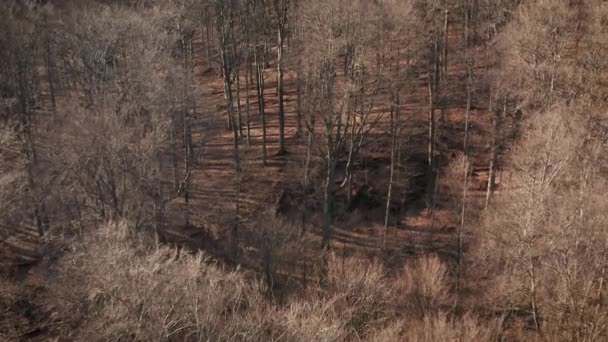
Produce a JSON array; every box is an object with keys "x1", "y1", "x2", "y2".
[
  {"x1": 499, "y1": 0, "x2": 574, "y2": 109},
  {"x1": 215, "y1": 0, "x2": 241, "y2": 175},
  {"x1": 250, "y1": 0, "x2": 270, "y2": 165},
  {"x1": 478, "y1": 108, "x2": 582, "y2": 334},
  {"x1": 272, "y1": 0, "x2": 289, "y2": 155},
  {"x1": 300, "y1": 0, "x2": 380, "y2": 253}
]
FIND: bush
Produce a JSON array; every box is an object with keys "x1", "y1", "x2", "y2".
[
  {"x1": 326, "y1": 253, "x2": 396, "y2": 337},
  {"x1": 367, "y1": 312, "x2": 495, "y2": 342},
  {"x1": 47, "y1": 222, "x2": 361, "y2": 341},
  {"x1": 398, "y1": 255, "x2": 451, "y2": 314},
  {"x1": 50, "y1": 221, "x2": 270, "y2": 341},
  {"x1": 403, "y1": 312, "x2": 495, "y2": 342}
]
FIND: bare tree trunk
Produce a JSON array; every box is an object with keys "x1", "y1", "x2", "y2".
[
  {"x1": 455, "y1": 57, "x2": 474, "y2": 305},
  {"x1": 233, "y1": 170, "x2": 241, "y2": 261},
  {"x1": 304, "y1": 129, "x2": 313, "y2": 189},
  {"x1": 295, "y1": 72, "x2": 303, "y2": 139},
  {"x1": 529, "y1": 257, "x2": 541, "y2": 333},
  {"x1": 463, "y1": 66, "x2": 472, "y2": 154},
  {"x1": 550, "y1": 51, "x2": 557, "y2": 96},
  {"x1": 428, "y1": 16, "x2": 441, "y2": 169},
  {"x1": 427, "y1": 78, "x2": 435, "y2": 168},
  {"x1": 204, "y1": 19, "x2": 212, "y2": 66},
  {"x1": 429, "y1": 167, "x2": 439, "y2": 224},
  {"x1": 45, "y1": 35, "x2": 56, "y2": 112},
  {"x1": 395, "y1": 140, "x2": 403, "y2": 237},
  {"x1": 255, "y1": 50, "x2": 267, "y2": 166},
  {"x1": 277, "y1": 24, "x2": 287, "y2": 155},
  {"x1": 183, "y1": 108, "x2": 191, "y2": 227},
  {"x1": 455, "y1": 158, "x2": 469, "y2": 305},
  {"x1": 442, "y1": 10, "x2": 449, "y2": 78},
  {"x1": 224, "y1": 76, "x2": 240, "y2": 174},
  {"x1": 224, "y1": 70, "x2": 241, "y2": 262},
  {"x1": 486, "y1": 95, "x2": 505, "y2": 209},
  {"x1": 343, "y1": 134, "x2": 355, "y2": 203},
  {"x1": 225, "y1": 94, "x2": 233, "y2": 130},
  {"x1": 246, "y1": 61, "x2": 252, "y2": 145},
  {"x1": 184, "y1": 170, "x2": 191, "y2": 228},
  {"x1": 236, "y1": 66, "x2": 243, "y2": 140},
  {"x1": 382, "y1": 89, "x2": 400, "y2": 248},
  {"x1": 322, "y1": 155, "x2": 337, "y2": 249},
  {"x1": 171, "y1": 116, "x2": 178, "y2": 188},
  {"x1": 427, "y1": 72, "x2": 438, "y2": 220},
  {"x1": 217, "y1": 3, "x2": 241, "y2": 175},
  {"x1": 384, "y1": 107, "x2": 398, "y2": 248},
  {"x1": 182, "y1": 97, "x2": 192, "y2": 158}
]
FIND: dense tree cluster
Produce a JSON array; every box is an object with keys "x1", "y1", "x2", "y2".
[{"x1": 2, "y1": 0, "x2": 608, "y2": 340}]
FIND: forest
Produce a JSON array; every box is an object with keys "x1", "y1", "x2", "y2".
[{"x1": 2, "y1": 0, "x2": 608, "y2": 341}]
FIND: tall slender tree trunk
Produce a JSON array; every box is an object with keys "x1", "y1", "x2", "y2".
[
  {"x1": 455, "y1": 58, "x2": 473, "y2": 305},
  {"x1": 277, "y1": 25, "x2": 287, "y2": 155},
  {"x1": 170, "y1": 116, "x2": 178, "y2": 188},
  {"x1": 384, "y1": 104, "x2": 399, "y2": 248},
  {"x1": 395, "y1": 140, "x2": 403, "y2": 237},
  {"x1": 442, "y1": 10, "x2": 449, "y2": 78},
  {"x1": 246, "y1": 61, "x2": 252, "y2": 145},
  {"x1": 220, "y1": 46, "x2": 242, "y2": 261},
  {"x1": 255, "y1": 50, "x2": 267, "y2": 166},
  {"x1": 45, "y1": 36, "x2": 56, "y2": 112},
  {"x1": 427, "y1": 78, "x2": 435, "y2": 168},
  {"x1": 529, "y1": 257, "x2": 541, "y2": 333},
  {"x1": 428, "y1": 29, "x2": 440, "y2": 169},
  {"x1": 342, "y1": 132, "x2": 355, "y2": 203},
  {"x1": 225, "y1": 95, "x2": 233, "y2": 130},
  {"x1": 486, "y1": 95, "x2": 504, "y2": 209},
  {"x1": 223, "y1": 74, "x2": 240, "y2": 174},
  {"x1": 236, "y1": 65, "x2": 243, "y2": 140},
  {"x1": 183, "y1": 109, "x2": 191, "y2": 227},
  {"x1": 454, "y1": 157, "x2": 469, "y2": 306},
  {"x1": 427, "y1": 72, "x2": 437, "y2": 219},
  {"x1": 295, "y1": 72, "x2": 303, "y2": 139},
  {"x1": 428, "y1": 15, "x2": 444, "y2": 216},
  {"x1": 204, "y1": 21, "x2": 212, "y2": 66},
  {"x1": 322, "y1": 154, "x2": 337, "y2": 249},
  {"x1": 304, "y1": 129, "x2": 313, "y2": 189},
  {"x1": 217, "y1": 5, "x2": 241, "y2": 175}
]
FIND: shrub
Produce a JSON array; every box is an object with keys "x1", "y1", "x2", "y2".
[
  {"x1": 398, "y1": 255, "x2": 450, "y2": 314},
  {"x1": 402, "y1": 312, "x2": 495, "y2": 342},
  {"x1": 50, "y1": 221, "x2": 269, "y2": 341},
  {"x1": 326, "y1": 253, "x2": 396, "y2": 337}
]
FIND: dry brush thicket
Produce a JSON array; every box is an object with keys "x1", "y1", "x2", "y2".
[{"x1": 2, "y1": 0, "x2": 608, "y2": 341}]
